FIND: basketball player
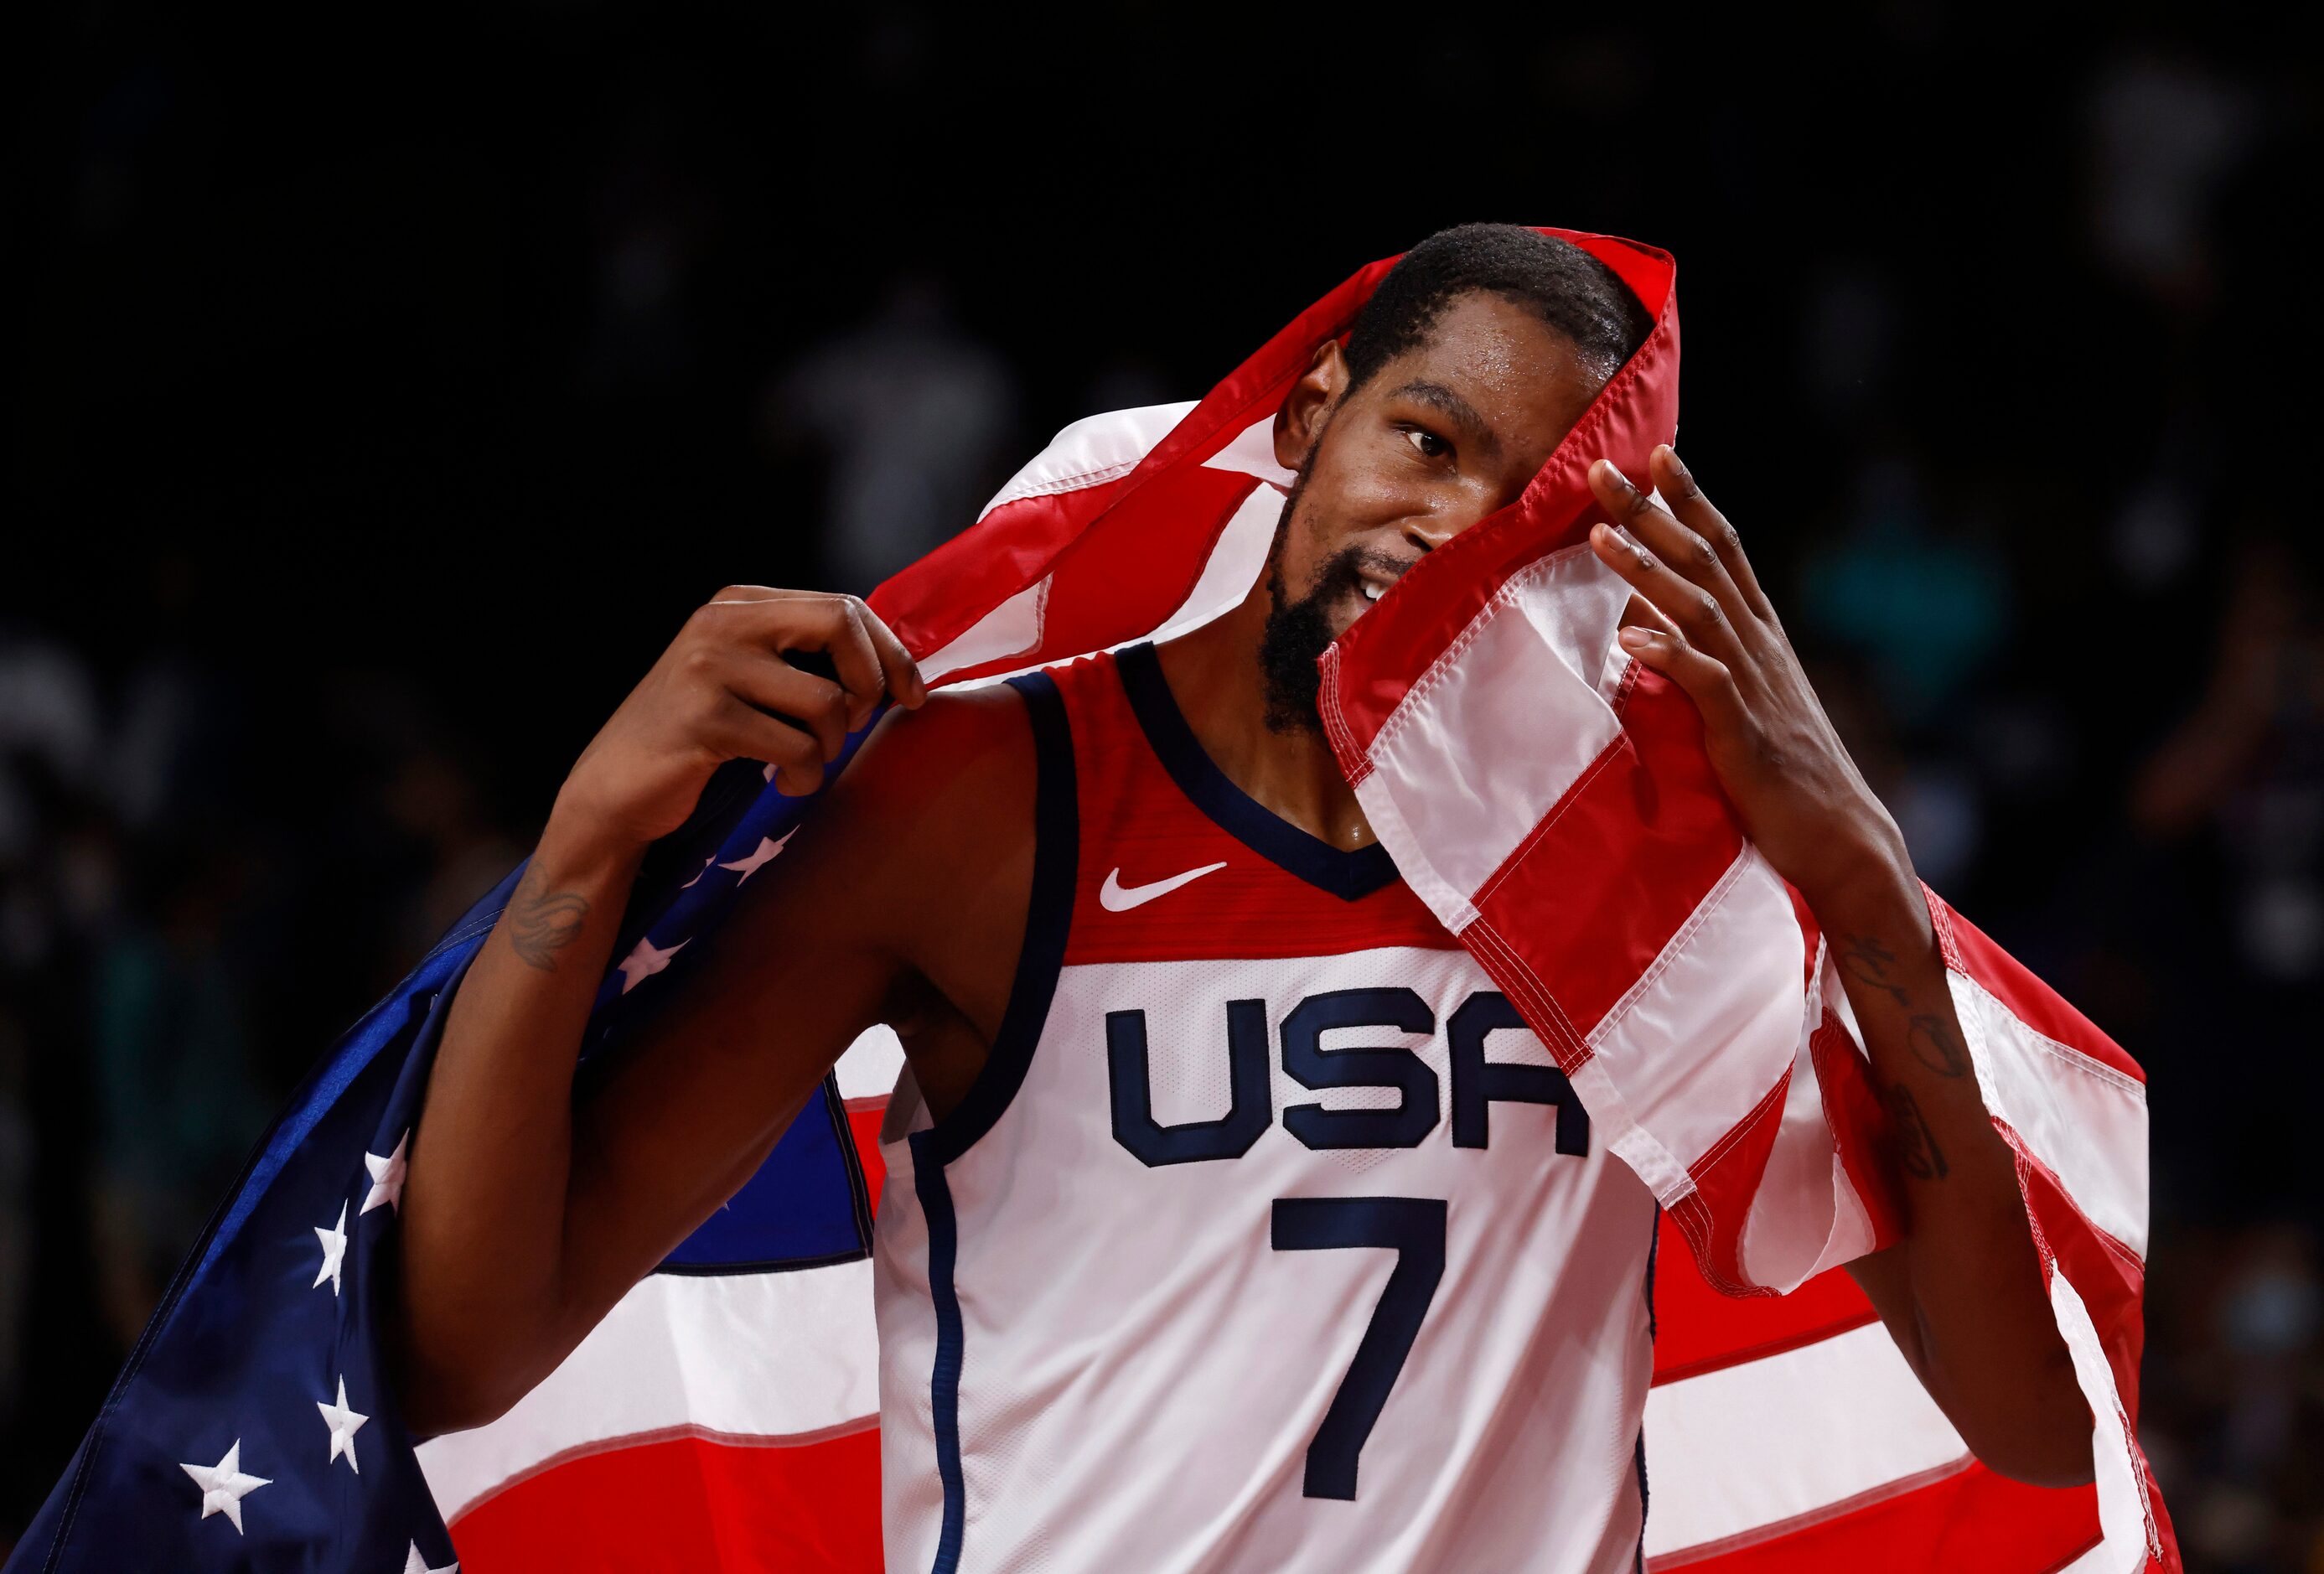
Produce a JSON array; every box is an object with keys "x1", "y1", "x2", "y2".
[{"x1": 392, "y1": 225, "x2": 2093, "y2": 1570}]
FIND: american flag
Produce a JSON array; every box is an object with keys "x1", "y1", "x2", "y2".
[{"x1": 5, "y1": 229, "x2": 2177, "y2": 1572}]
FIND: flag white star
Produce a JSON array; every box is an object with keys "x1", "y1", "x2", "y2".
[
  {"x1": 718, "y1": 829, "x2": 796, "y2": 883},
  {"x1": 318, "y1": 1375, "x2": 369, "y2": 1473},
  {"x1": 404, "y1": 1541, "x2": 460, "y2": 1574},
  {"x1": 362, "y1": 1131, "x2": 409, "y2": 1215},
  {"x1": 680, "y1": 855, "x2": 717, "y2": 889},
  {"x1": 179, "y1": 1440, "x2": 270, "y2": 1534},
  {"x1": 615, "y1": 935, "x2": 688, "y2": 994},
  {"x1": 313, "y1": 1201, "x2": 349, "y2": 1294}
]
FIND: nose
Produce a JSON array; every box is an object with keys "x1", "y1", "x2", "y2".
[{"x1": 1400, "y1": 510, "x2": 1461, "y2": 556}]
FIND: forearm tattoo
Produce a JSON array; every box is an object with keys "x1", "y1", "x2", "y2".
[
  {"x1": 1884, "y1": 1085, "x2": 1949, "y2": 1181},
  {"x1": 1840, "y1": 933, "x2": 1970, "y2": 1078},
  {"x1": 508, "y1": 865, "x2": 591, "y2": 971},
  {"x1": 1837, "y1": 932, "x2": 1910, "y2": 1007},
  {"x1": 1904, "y1": 1013, "x2": 1970, "y2": 1079}
]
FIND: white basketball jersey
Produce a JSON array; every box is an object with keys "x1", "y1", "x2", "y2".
[{"x1": 874, "y1": 644, "x2": 1659, "y2": 1572}]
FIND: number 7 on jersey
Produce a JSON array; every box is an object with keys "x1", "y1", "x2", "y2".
[{"x1": 1270, "y1": 1197, "x2": 1448, "y2": 1500}]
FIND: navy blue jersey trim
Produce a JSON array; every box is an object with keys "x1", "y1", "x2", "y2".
[
  {"x1": 919, "y1": 668, "x2": 1078, "y2": 1168},
  {"x1": 830, "y1": 1072, "x2": 879, "y2": 1246},
  {"x1": 1115, "y1": 641, "x2": 1399, "y2": 902},
  {"x1": 1635, "y1": 1202, "x2": 1660, "y2": 1572},
  {"x1": 912, "y1": 1131, "x2": 968, "y2": 1574},
  {"x1": 907, "y1": 671, "x2": 1078, "y2": 1571}
]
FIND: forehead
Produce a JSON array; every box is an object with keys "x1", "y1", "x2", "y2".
[{"x1": 1371, "y1": 292, "x2": 1599, "y2": 449}]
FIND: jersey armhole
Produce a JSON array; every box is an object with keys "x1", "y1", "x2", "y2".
[{"x1": 913, "y1": 668, "x2": 1079, "y2": 1168}]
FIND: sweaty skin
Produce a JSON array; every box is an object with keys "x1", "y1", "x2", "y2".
[{"x1": 392, "y1": 293, "x2": 2094, "y2": 1489}]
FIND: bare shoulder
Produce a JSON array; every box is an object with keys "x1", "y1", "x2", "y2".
[
  {"x1": 758, "y1": 682, "x2": 1042, "y2": 964},
  {"x1": 826, "y1": 682, "x2": 1039, "y2": 827}
]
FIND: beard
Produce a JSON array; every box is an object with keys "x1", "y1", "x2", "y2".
[{"x1": 1256, "y1": 470, "x2": 1374, "y2": 736}]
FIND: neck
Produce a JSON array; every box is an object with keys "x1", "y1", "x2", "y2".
[{"x1": 1152, "y1": 572, "x2": 1376, "y2": 850}]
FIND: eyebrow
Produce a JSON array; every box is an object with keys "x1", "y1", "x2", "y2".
[{"x1": 1384, "y1": 379, "x2": 1501, "y2": 458}]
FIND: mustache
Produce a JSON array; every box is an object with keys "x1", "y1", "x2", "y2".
[{"x1": 1257, "y1": 544, "x2": 1416, "y2": 737}]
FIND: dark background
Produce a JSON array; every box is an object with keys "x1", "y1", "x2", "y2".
[{"x1": 3, "y1": 3, "x2": 2318, "y2": 1567}]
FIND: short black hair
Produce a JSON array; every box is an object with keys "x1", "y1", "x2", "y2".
[{"x1": 1342, "y1": 223, "x2": 1654, "y2": 391}]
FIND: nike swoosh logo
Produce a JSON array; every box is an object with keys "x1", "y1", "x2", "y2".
[{"x1": 1100, "y1": 861, "x2": 1229, "y2": 913}]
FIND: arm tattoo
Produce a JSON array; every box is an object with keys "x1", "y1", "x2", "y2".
[
  {"x1": 1884, "y1": 1085, "x2": 1949, "y2": 1181},
  {"x1": 1905, "y1": 1012, "x2": 1971, "y2": 1079},
  {"x1": 1837, "y1": 932, "x2": 1911, "y2": 1007},
  {"x1": 509, "y1": 866, "x2": 591, "y2": 971},
  {"x1": 1840, "y1": 929, "x2": 1973, "y2": 1079}
]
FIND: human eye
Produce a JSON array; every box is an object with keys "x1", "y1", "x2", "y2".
[{"x1": 1401, "y1": 425, "x2": 1451, "y2": 460}]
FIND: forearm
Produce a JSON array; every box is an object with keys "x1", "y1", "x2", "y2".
[
  {"x1": 1576, "y1": 448, "x2": 2093, "y2": 1484},
  {"x1": 396, "y1": 805, "x2": 645, "y2": 1432},
  {"x1": 1817, "y1": 857, "x2": 2092, "y2": 1486}
]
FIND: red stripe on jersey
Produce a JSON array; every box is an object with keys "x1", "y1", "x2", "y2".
[
  {"x1": 1048, "y1": 650, "x2": 1461, "y2": 966},
  {"x1": 450, "y1": 1426, "x2": 883, "y2": 1573}
]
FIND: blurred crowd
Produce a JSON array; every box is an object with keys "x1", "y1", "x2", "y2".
[{"x1": 3, "y1": 3, "x2": 2319, "y2": 1568}]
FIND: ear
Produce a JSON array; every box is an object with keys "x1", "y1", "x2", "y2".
[{"x1": 1272, "y1": 339, "x2": 1348, "y2": 472}]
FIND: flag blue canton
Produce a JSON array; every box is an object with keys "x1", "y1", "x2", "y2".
[{"x1": 6, "y1": 724, "x2": 886, "y2": 1573}]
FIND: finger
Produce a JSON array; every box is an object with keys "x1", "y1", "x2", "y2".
[
  {"x1": 817, "y1": 600, "x2": 893, "y2": 731},
  {"x1": 724, "y1": 657, "x2": 851, "y2": 763},
  {"x1": 705, "y1": 696, "x2": 825, "y2": 795},
  {"x1": 717, "y1": 595, "x2": 888, "y2": 730},
  {"x1": 855, "y1": 600, "x2": 929, "y2": 710},
  {"x1": 1617, "y1": 592, "x2": 1679, "y2": 637},
  {"x1": 1649, "y1": 446, "x2": 1773, "y2": 619},
  {"x1": 1588, "y1": 515, "x2": 1742, "y2": 665},
  {"x1": 1614, "y1": 619, "x2": 1747, "y2": 729},
  {"x1": 1588, "y1": 458, "x2": 1749, "y2": 629}
]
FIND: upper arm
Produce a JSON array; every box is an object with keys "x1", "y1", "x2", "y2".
[{"x1": 553, "y1": 686, "x2": 1036, "y2": 1327}]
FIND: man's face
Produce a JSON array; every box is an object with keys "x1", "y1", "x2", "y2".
[{"x1": 1257, "y1": 291, "x2": 1607, "y2": 731}]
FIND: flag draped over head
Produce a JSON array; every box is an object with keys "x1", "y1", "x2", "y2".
[{"x1": 6, "y1": 229, "x2": 2177, "y2": 1573}]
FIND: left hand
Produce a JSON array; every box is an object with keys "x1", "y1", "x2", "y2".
[{"x1": 1585, "y1": 445, "x2": 1913, "y2": 916}]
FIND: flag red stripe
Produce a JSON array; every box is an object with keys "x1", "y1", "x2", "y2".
[
  {"x1": 1929, "y1": 895, "x2": 2145, "y2": 1084},
  {"x1": 871, "y1": 250, "x2": 1396, "y2": 671},
  {"x1": 1467, "y1": 670, "x2": 1745, "y2": 1052},
  {"x1": 449, "y1": 1430, "x2": 882, "y2": 1573},
  {"x1": 846, "y1": 1105, "x2": 887, "y2": 1218},
  {"x1": 1650, "y1": 1213, "x2": 1877, "y2": 1385}
]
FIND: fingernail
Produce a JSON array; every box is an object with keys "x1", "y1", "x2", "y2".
[
  {"x1": 1618, "y1": 625, "x2": 1654, "y2": 649},
  {"x1": 1598, "y1": 459, "x2": 1633, "y2": 492}
]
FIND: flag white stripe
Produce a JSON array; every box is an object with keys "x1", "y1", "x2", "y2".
[
  {"x1": 976, "y1": 401, "x2": 1196, "y2": 520},
  {"x1": 1354, "y1": 544, "x2": 1628, "y2": 899},
  {"x1": 1585, "y1": 852, "x2": 1813, "y2": 1192},
  {"x1": 417, "y1": 1261, "x2": 879, "y2": 1523},
  {"x1": 1640, "y1": 1322, "x2": 1968, "y2": 1560},
  {"x1": 1952, "y1": 974, "x2": 2151, "y2": 1261},
  {"x1": 2052, "y1": 1268, "x2": 2162, "y2": 1571},
  {"x1": 835, "y1": 1026, "x2": 906, "y2": 1102}
]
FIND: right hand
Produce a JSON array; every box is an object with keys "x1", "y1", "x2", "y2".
[{"x1": 554, "y1": 587, "x2": 927, "y2": 851}]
